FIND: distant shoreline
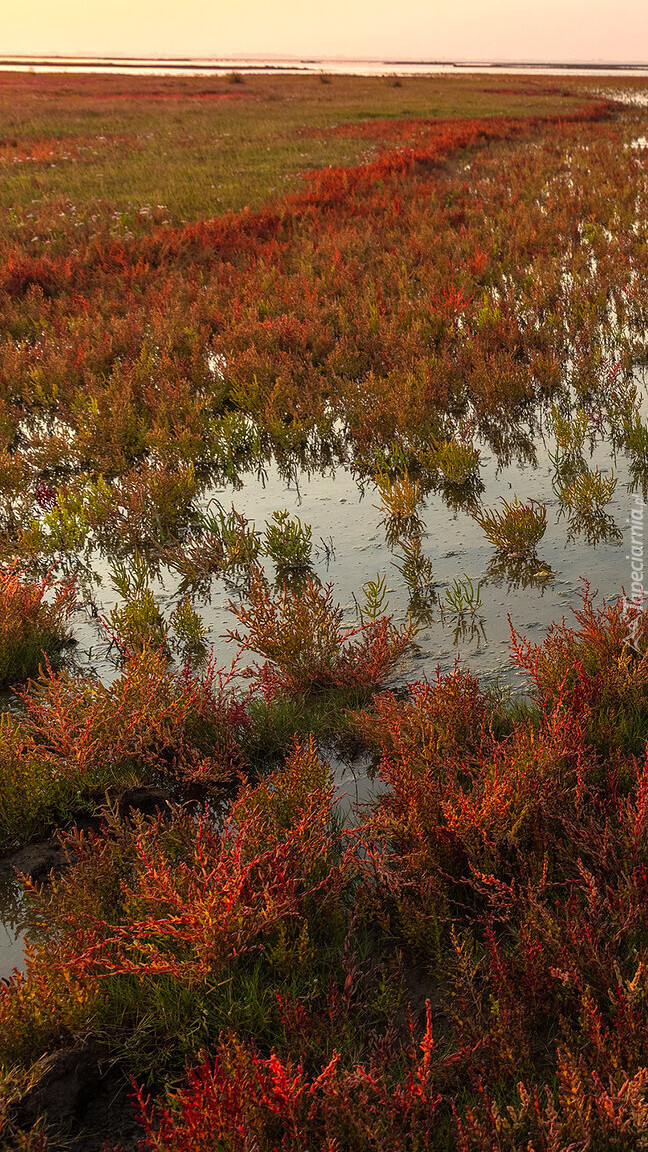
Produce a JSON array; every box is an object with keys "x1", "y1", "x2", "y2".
[{"x1": 1, "y1": 55, "x2": 647, "y2": 76}]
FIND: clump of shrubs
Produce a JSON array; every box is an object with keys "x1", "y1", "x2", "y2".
[
  {"x1": 0, "y1": 565, "x2": 76, "y2": 688},
  {"x1": 228, "y1": 566, "x2": 412, "y2": 696}
]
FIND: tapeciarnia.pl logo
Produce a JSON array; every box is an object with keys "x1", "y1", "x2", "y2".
[{"x1": 622, "y1": 494, "x2": 646, "y2": 654}]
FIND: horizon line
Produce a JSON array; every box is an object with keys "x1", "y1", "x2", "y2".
[{"x1": 1, "y1": 53, "x2": 648, "y2": 69}]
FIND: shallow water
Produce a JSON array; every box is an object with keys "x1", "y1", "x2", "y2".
[
  {"x1": 0, "y1": 868, "x2": 28, "y2": 980},
  {"x1": 66, "y1": 412, "x2": 638, "y2": 700}
]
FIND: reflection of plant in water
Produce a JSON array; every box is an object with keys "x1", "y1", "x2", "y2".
[
  {"x1": 481, "y1": 420, "x2": 538, "y2": 471},
  {"x1": 374, "y1": 470, "x2": 425, "y2": 543},
  {"x1": 405, "y1": 592, "x2": 436, "y2": 629},
  {"x1": 391, "y1": 537, "x2": 437, "y2": 627},
  {"x1": 448, "y1": 612, "x2": 488, "y2": 649},
  {"x1": 472, "y1": 497, "x2": 547, "y2": 558},
  {"x1": 438, "y1": 475, "x2": 484, "y2": 514},
  {"x1": 549, "y1": 400, "x2": 619, "y2": 533},
  {"x1": 484, "y1": 552, "x2": 554, "y2": 591},
  {"x1": 263, "y1": 510, "x2": 313, "y2": 575},
  {"x1": 563, "y1": 506, "x2": 622, "y2": 548},
  {"x1": 314, "y1": 535, "x2": 336, "y2": 568},
  {"x1": 164, "y1": 504, "x2": 261, "y2": 589},
  {"x1": 629, "y1": 464, "x2": 648, "y2": 505},
  {"x1": 606, "y1": 378, "x2": 643, "y2": 448},
  {"x1": 108, "y1": 557, "x2": 212, "y2": 661},
  {"x1": 201, "y1": 503, "x2": 262, "y2": 570},
  {"x1": 393, "y1": 537, "x2": 435, "y2": 597}
]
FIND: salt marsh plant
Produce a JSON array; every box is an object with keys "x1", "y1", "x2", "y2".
[
  {"x1": 228, "y1": 567, "x2": 411, "y2": 695},
  {"x1": 107, "y1": 555, "x2": 167, "y2": 657},
  {"x1": 433, "y1": 437, "x2": 481, "y2": 487},
  {"x1": 549, "y1": 403, "x2": 590, "y2": 471},
  {"x1": 6, "y1": 71, "x2": 648, "y2": 1151},
  {"x1": 472, "y1": 496, "x2": 547, "y2": 558},
  {"x1": 11, "y1": 596, "x2": 648, "y2": 1149},
  {"x1": 621, "y1": 410, "x2": 648, "y2": 464},
  {"x1": 357, "y1": 572, "x2": 389, "y2": 623},
  {"x1": 553, "y1": 463, "x2": 617, "y2": 514},
  {"x1": 170, "y1": 596, "x2": 209, "y2": 660},
  {"x1": 443, "y1": 574, "x2": 483, "y2": 616},
  {"x1": 0, "y1": 649, "x2": 250, "y2": 847},
  {"x1": 374, "y1": 470, "x2": 425, "y2": 543},
  {"x1": 0, "y1": 566, "x2": 76, "y2": 687},
  {"x1": 263, "y1": 509, "x2": 313, "y2": 575}
]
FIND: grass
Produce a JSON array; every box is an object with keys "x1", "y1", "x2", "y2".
[{"x1": 0, "y1": 71, "x2": 600, "y2": 222}]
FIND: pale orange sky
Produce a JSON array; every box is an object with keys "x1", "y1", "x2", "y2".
[{"x1": 4, "y1": 0, "x2": 648, "y2": 63}]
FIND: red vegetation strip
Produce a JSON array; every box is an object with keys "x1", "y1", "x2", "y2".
[{"x1": 0, "y1": 102, "x2": 614, "y2": 299}]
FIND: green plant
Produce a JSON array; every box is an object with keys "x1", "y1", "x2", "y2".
[
  {"x1": 170, "y1": 597, "x2": 209, "y2": 659},
  {"x1": 374, "y1": 470, "x2": 425, "y2": 542},
  {"x1": 263, "y1": 510, "x2": 313, "y2": 575},
  {"x1": 443, "y1": 574, "x2": 483, "y2": 615},
  {"x1": 549, "y1": 402, "x2": 590, "y2": 467},
  {"x1": 200, "y1": 503, "x2": 261, "y2": 570},
  {"x1": 433, "y1": 438, "x2": 481, "y2": 486},
  {"x1": 0, "y1": 715, "x2": 71, "y2": 848},
  {"x1": 472, "y1": 497, "x2": 547, "y2": 558},
  {"x1": 554, "y1": 464, "x2": 617, "y2": 512},
  {"x1": 107, "y1": 555, "x2": 167, "y2": 656},
  {"x1": 357, "y1": 573, "x2": 389, "y2": 624},
  {"x1": 621, "y1": 411, "x2": 648, "y2": 464}
]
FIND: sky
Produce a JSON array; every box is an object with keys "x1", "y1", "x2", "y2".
[{"x1": 4, "y1": 0, "x2": 648, "y2": 64}]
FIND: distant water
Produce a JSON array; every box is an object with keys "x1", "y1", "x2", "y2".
[{"x1": 1, "y1": 56, "x2": 648, "y2": 78}]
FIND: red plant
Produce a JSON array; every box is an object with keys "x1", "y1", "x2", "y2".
[
  {"x1": 228, "y1": 567, "x2": 412, "y2": 696},
  {"x1": 510, "y1": 582, "x2": 648, "y2": 752},
  {"x1": 17, "y1": 650, "x2": 249, "y2": 786},
  {"x1": 133, "y1": 1009, "x2": 454, "y2": 1152},
  {"x1": 0, "y1": 564, "x2": 76, "y2": 687},
  {"x1": 19, "y1": 738, "x2": 352, "y2": 988}
]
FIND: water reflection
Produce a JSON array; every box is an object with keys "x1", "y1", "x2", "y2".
[
  {"x1": 561, "y1": 506, "x2": 623, "y2": 547},
  {"x1": 483, "y1": 553, "x2": 555, "y2": 591},
  {"x1": 1, "y1": 385, "x2": 647, "y2": 695}
]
